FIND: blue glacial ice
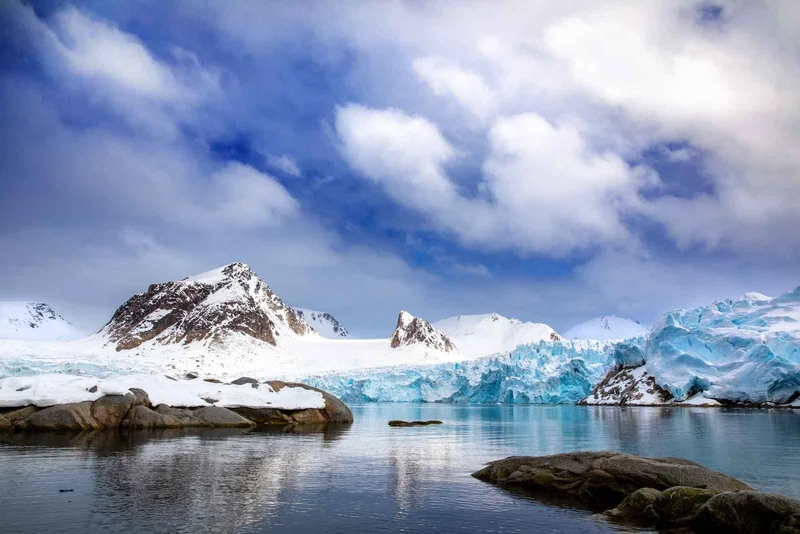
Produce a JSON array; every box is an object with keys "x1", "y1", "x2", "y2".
[
  {"x1": 644, "y1": 287, "x2": 800, "y2": 403},
  {"x1": 305, "y1": 340, "x2": 620, "y2": 404}
]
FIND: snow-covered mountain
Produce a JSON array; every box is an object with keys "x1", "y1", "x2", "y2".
[
  {"x1": 294, "y1": 308, "x2": 349, "y2": 338},
  {"x1": 433, "y1": 313, "x2": 559, "y2": 359},
  {"x1": 390, "y1": 311, "x2": 456, "y2": 352},
  {"x1": 564, "y1": 315, "x2": 648, "y2": 341},
  {"x1": 101, "y1": 262, "x2": 312, "y2": 351},
  {"x1": 0, "y1": 302, "x2": 82, "y2": 341}
]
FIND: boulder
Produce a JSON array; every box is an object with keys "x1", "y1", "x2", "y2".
[
  {"x1": 91, "y1": 395, "x2": 134, "y2": 428},
  {"x1": 121, "y1": 405, "x2": 182, "y2": 429},
  {"x1": 229, "y1": 407, "x2": 293, "y2": 425},
  {"x1": 473, "y1": 452, "x2": 751, "y2": 510},
  {"x1": 0, "y1": 415, "x2": 10, "y2": 431},
  {"x1": 287, "y1": 409, "x2": 328, "y2": 424},
  {"x1": 231, "y1": 377, "x2": 259, "y2": 386},
  {"x1": 603, "y1": 487, "x2": 661, "y2": 525},
  {"x1": 266, "y1": 380, "x2": 353, "y2": 424},
  {"x1": 656, "y1": 486, "x2": 717, "y2": 526},
  {"x1": 0, "y1": 405, "x2": 39, "y2": 424},
  {"x1": 388, "y1": 420, "x2": 443, "y2": 427},
  {"x1": 154, "y1": 405, "x2": 199, "y2": 424},
  {"x1": 128, "y1": 388, "x2": 151, "y2": 407},
  {"x1": 19, "y1": 402, "x2": 99, "y2": 432},
  {"x1": 191, "y1": 407, "x2": 254, "y2": 428},
  {"x1": 694, "y1": 491, "x2": 800, "y2": 534}
]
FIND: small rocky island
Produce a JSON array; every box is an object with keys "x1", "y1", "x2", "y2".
[
  {"x1": 0, "y1": 375, "x2": 353, "y2": 432},
  {"x1": 473, "y1": 451, "x2": 800, "y2": 533}
]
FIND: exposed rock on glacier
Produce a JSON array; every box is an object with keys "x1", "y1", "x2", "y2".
[
  {"x1": 390, "y1": 311, "x2": 456, "y2": 352},
  {"x1": 294, "y1": 308, "x2": 349, "y2": 338},
  {"x1": 306, "y1": 340, "x2": 615, "y2": 404},
  {"x1": 101, "y1": 262, "x2": 312, "y2": 351},
  {"x1": 0, "y1": 302, "x2": 82, "y2": 341}
]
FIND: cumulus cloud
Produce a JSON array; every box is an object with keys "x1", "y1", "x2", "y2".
[
  {"x1": 412, "y1": 56, "x2": 496, "y2": 122},
  {"x1": 335, "y1": 103, "x2": 655, "y2": 256}
]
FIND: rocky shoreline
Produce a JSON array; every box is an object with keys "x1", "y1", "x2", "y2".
[
  {"x1": 473, "y1": 451, "x2": 800, "y2": 533},
  {"x1": 0, "y1": 379, "x2": 353, "y2": 432}
]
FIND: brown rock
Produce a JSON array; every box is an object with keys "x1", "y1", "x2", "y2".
[
  {"x1": 287, "y1": 409, "x2": 328, "y2": 424},
  {"x1": 266, "y1": 381, "x2": 353, "y2": 424},
  {"x1": 91, "y1": 395, "x2": 134, "y2": 428},
  {"x1": 128, "y1": 388, "x2": 151, "y2": 407},
  {"x1": 0, "y1": 415, "x2": 10, "y2": 431},
  {"x1": 229, "y1": 407, "x2": 293, "y2": 425},
  {"x1": 694, "y1": 491, "x2": 800, "y2": 534},
  {"x1": 191, "y1": 406, "x2": 254, "y2": 428},
  {"x1": 0, "y1": 405, "x2": 39, "y2": 424},
  {"x1": 121, "y1": 405, "x2": 183, "y2": 429},
  {"x1": 472, "y1": 452, "x2": 751, "y2": 510},
  {"x1": 19, "y1": 402, "x2": 99, "y2": 432}
]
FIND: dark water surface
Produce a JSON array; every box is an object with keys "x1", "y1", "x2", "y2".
[{"x1": 1, "y1": 405, "x2": 798, "y2": 533}]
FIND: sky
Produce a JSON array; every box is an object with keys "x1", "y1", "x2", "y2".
[{"x1": 1, "y1": 0, "x2": 799, "y2": 337}]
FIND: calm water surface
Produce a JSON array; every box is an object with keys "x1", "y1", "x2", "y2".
[{"x1": 1, "y1": 405, "x2": 798, "y2": 533}]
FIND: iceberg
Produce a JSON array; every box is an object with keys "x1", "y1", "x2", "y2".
[{"x1": 306, "y1": 340, "x2": 618, "y2": 404}]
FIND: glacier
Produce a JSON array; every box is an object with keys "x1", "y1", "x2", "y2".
[
  {"x1": 305, "y1": 340, "x2": 618, "y2": 404},
  {"x1": 642, "y1": 287, "x2": 800, "y2": 404}
]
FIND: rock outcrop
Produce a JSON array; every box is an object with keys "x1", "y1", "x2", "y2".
[
  {"x1": 473, "y1": 451, "x2": 800, "y2": 533},
  {"x1": 390, "y1": 311, "x2": 456, "y2": 352},
  {"x1": 100, "y1": 262, "x2": 312, "y2": 351},
  {"x1": 388, "y1": 420, "x2": 442, "y2": 427},
  {"x1": 2, "y1": 379, "x2": 352, "y2": 432}
]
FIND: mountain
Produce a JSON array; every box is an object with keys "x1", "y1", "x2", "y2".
[
  {"x1": 564, "y1": 315, "x2": 648, "y2": 341},
  {"x1": 390, "y1": 311, "x2": 456, "y2": 352},
  {"x1": 0, "y1": 302, "x2": 82, "y2": 341},
  {"x1": 583, "y1": 288, "x2": 800, "y2": 406},
  {"x1": 433, "y1": 313, "x2": 559, "y2": 359},
  {"x1": 294, "y1": 308, "x2": 349, "y2": 338},
  {"x1": 101, "y1": 263, "x2": 312, "y2": 351}
]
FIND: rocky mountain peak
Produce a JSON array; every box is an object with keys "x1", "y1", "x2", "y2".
[
  {"x1": 0, "y1": 302, "x2": 82, "y2": 341},
  {"x1": 390, "y1": 310, "x2": 457, "y2": 352},
  {"x1": 101, "y1": 263, "x2": 312, "y2": 351},
  {"x1": 295, "y1": 309, "x2": 350, "y2": 338}
]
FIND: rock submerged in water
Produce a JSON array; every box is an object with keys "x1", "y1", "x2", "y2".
[
  {"x1": 1, "y1": 379, "x2": 353, "y2": 432},
  {"x1": 472, "y1": 451, "x2": 800, "y2": 532},
  {"x1": 388, "y1": 420, "x2": 443, "y2": 427}
]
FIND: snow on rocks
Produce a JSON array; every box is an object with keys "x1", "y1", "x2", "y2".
[
  {"x1": 0, "y1": 302, "x2": 83, "y2": 341},
  {"x1": 0, "y1": 374, "x2": 324, "y2": 409},
  {"x1": 294, "y1": 308, "x2": 349, "y2": 338},
  {"x1": 100, "y1": 262, "x2": 312, "y2": 351},
  {"x1": 390, "y1": 311, "x2": 456, "y2": 352}
]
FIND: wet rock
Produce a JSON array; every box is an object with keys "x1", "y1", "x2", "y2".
[
  {"x1": 229, "y1": 407, "x2": 293, "y2": 425},
  {"x1": 19, "y1": 402, "x2": 98, "y2": 432},
  {"x1": 0, "y1": 415, "x2": 10, "y2": 431},
  {"x1": 656, "y1": 486, "x2": 717, "y2": 526},
  {"x1": 603, "y1": 487, "x2": 662, "y2": 525},
  {"x1": 191, "y1": 407, "x2": 254, "y2": 428},
  {"x1": 121, "y1": 405, "x2": 182, "y2": 429},
  {"x1": 266, "y1": 381, "x2": 353, "y2": 424},
  {"x1": 388, "y1": 420, "x2": 443, "y2": 427},
  {"x1": 0, "y1": 405, "x2": 39, "y2": 424},
  {"x1": 127, "y1": 388, "x2": 151, "y2": 407},
  {"x1": 472, "y1": 452, "x2": 751, "y2": 510},
  {"x1": 91, "y1": 395, "x2": 134, "y2": 428},
  {"x1": 231, "y1": 377, "x2": 259, "y2": 386},
  {"x1": 287, "y1": 409, "x2": 328, "y2": 424},
  {"x1": 694, "y1": 491, "x2": 800, "y2": 534}
]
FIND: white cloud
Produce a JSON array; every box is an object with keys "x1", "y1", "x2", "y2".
[
  {"x1": 335, "y1": 103, "x2": 654, "y2": 256},
  {"x1": 412, "y1": 56, "x2": 496, "y2": 122},
  {"x1": 264, "y1": 153, "x2": 302, "y2": 177},
  {"x1": 207, "y1": 162, "x2": 299, "y2": 228}
]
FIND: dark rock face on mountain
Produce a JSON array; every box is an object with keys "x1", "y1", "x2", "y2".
[
  {"x1": 101, "y1": 263, "x2": 312, "y2": 351},
  {"x1": 472, "y1": 451, "x2": 800, "y2": 532},
  {"x1": 294, "y1": 309, "x2": 350, "y2": 338},
  {"x1": 390, "y1": 311, "x2": 457, "y2": 352}
]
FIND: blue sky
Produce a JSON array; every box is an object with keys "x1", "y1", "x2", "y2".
[{"x1": 1, "y1": 1, "x2": 799, "y2": 337}]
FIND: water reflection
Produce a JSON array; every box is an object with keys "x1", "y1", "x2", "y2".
[{"x1": 0, "y1": 406, "x2": 798, "y2": 534}]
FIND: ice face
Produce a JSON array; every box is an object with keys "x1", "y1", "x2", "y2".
[
  {"x1": 305, "y1": 339, "x2": 616, "y2": 404},
  {"x1": 644, "y1": 287, "x2": 800, "y2": 403}
]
